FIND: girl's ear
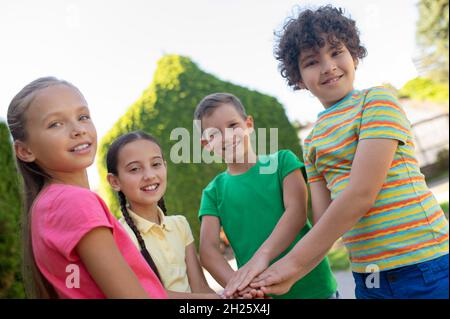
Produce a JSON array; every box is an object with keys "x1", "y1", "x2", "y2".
[
  {"x1": 354, "y1": 58, "x2": 359, "y2": 70},
  {"x1": 14, "y1": 140, "x2": 36, "y2": 162},
  {"x1": 107, "y1": 173, "x2": 121, "y2": 191},
  {"x1": 246, "y1": 115, "x2": 255, "y2": 134}
]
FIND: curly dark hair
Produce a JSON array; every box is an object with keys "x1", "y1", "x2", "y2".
[{"x1": 275, "y1": 5, "x2": 367, "y2": 90}]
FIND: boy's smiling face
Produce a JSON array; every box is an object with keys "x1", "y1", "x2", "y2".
[
  {"x1": 200, "y1": 103, "x2": 254, "y2": 163},
  {"x1": 298, "y1": 38, "x2": 358, "y2": 108}
]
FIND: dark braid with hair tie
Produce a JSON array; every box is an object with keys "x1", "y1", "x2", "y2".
[
  {"x1": 118, "y1": 191, "x2": 163, "y2": 283},
  {"x1": 157, "y1": 197, "x2": 167, "y2": 215}
]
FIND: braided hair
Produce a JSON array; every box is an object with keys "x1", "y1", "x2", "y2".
[
  {"x1": 118, "y1": 191, "x2": 163, "y2": 282},
  {"x1": 106, "y1": 131, "x2": 167, "y2": 284}
]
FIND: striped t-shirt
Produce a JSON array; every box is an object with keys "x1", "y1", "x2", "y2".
[{"x1": 303, "y1": 86, "x2": 449, "y2": 273}]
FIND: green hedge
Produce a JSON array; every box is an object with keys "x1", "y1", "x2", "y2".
[
  {"x1": 0, "y1": 122, "x2": 25, "y2": 298},
  {"x1": 97, "y1": 55, "x2": 303, "y2": 245}
]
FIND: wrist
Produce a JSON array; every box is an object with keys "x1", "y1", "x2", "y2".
[{"x1": 254, "y1": 248, "x2": 272, "y2": 263}]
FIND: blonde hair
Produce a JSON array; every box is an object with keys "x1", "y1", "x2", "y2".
[{"x1": 7, "y1": 76, "x2": 82, "y2": 298}]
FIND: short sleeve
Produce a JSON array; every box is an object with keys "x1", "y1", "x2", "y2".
[
  {"x1": 198, "y1": 181, "x2": 220, "y2": 221},
  {"x1": 176, "y1": 216, "x2": 194, "y2": 247},
  {"x1": 45, "y1": 189, "x2": 113, "y2": 261},
  {"x1": 359, "y1": 86, "x2": 411, "y2": 145},
  {"x1": 277, "y1": 150, "x2": 304, "y2": 182},
  {"x1": 302, "y1": 137, "x2": 324, "y2": 183}
]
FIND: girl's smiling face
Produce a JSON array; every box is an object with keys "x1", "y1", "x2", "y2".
[
  {"x1": 111, "y1": 139, "x2": 167, "y2": 209},
  {"x1": 298, "y1": 38, "x2": 358, "y2": 108},
  {"x1": 17, "y1": 84, "x2": 97, "y2": 177}
]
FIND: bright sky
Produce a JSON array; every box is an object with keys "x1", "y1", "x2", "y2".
[{"x1": 0, "y1": 0, "x2": 420, "y2": 188}]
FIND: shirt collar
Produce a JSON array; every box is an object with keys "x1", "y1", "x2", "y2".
[{"x1": 127, "y1": 206, "x2": 171, "y2": 233}]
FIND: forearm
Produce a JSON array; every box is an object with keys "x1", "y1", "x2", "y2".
[
  {"x1": 200, "y1": 246, "x2": 235, "y2": 287},
  {"x1": 256, "y1": 206, "x2": 307, "y2": 262},
  {"x1": 310, "y1": 181, "x2": 332, "y2": 225},
  {"x1": 312, "y1": 203, "x2": 330, "y2": 225},
  {"x1": 285, "y1": 187, "x2": 373, "y2": 280},
  {"x1": 194, "y1": 285, "x2": 216, "y2": 294},
  {"x1": 189, "y1": 273, "x2": 216, "y2": 294},
  {"x1": 167, "y1": 290, "x2": 219, "y2": 299}
]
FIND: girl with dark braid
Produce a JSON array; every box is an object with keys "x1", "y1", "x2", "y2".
[
  {"x1": 106, "y1": 131, "x2": 226, "y2": 299},
  {"x1": 7, "y1": 77, "x2": 167, "y2": 299}
]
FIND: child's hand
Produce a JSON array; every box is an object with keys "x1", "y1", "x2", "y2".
[
  {"x1": 249, "y1": 258, "x2": 299, "y2": 296},
  {"x1": 223, "y1": 253, "x2": 270, "y2": 298},
  {"x1": 237, "y1": 287, "x2": 266, "y2": 299},
  {"x1": 221, "y1": 287, "x2": 265, "y2": 299}
]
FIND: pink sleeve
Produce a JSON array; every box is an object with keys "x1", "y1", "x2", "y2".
[{"x1": 45, "y1": 188, "x2": 113, "y2": 262}]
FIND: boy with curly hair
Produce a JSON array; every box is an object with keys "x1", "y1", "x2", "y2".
[{"x1": 225, "y1": 5, "x2": 449, "y2": 299}]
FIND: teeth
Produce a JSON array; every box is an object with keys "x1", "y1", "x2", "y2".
[
  {"x1": 142, "y1": 184, "x2": 158, "y2": 191},
  {"x1": 324, "y1": 76, "x2": 342, "y2": 84},
  {"x1": 72, "y1": 144, "x2": 89, "y2": 151}
]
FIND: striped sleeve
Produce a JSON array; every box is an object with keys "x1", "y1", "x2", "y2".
[
  {"x1": 359, "y1": 86, "x2": 411, "y2": 145},
  {"x1": 303, "y1": 137, "x2": 324, "y2": 183}
]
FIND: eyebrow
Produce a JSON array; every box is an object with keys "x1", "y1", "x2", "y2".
[
  {"x1": 300, "y1": 53, "x2": 317, "y2": 64},
  {"x1": 42, "y1": 105, "x2": 89, "y2": 123},
  {"x1": 225, "y1": 118, "x2": 240, "y2": 125},
  {"x1": 125, "y1": 156, "x2": 163, "y2": 167},
  {"x1": 328, "y1": 43, "x2": 343, "y2": 51},
  {"x1": 300, "y1": 43, "x2": 344, "y2": 64}
]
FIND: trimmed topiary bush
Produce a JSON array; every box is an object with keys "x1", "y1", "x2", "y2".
[
  {"x1": 97, "y1": 55, "x2": 303, "y2": 244},
  {"x1": 0, "y1": 121, "x2": 25, "y2": 298}
]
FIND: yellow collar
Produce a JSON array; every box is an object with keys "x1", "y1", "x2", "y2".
[{"x1": 126, "y1": 206, "x2": 170, "y2": 233}]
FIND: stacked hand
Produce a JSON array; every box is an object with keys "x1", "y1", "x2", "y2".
[{"x1": 222, "y1": 256, "x2": 300, "y2": 298}]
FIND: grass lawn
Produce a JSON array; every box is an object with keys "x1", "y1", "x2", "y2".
[
  {"x1": 441, "y1": 201, "x2": 449, "y2": 219},
  {"x1": 327, "y1": 239, "x2": 351, "y2": 271}
]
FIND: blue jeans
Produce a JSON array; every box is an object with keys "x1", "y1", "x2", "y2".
[{"x1": 352, "y1": 254, "x2": 449, "y2": 299}]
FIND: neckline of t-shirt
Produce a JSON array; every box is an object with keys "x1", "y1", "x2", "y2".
[
  {"x1": 317, "y1": 89, "x2": 359, "y2": 118},
  {"x1": 45, "y1": 182, "x2": 91, "y2": 192},
  {"x1": 224, "y1": 156, "x2": 262, "y2": 178}
]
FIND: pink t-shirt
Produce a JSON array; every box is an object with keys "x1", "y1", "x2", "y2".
[{"x1": 31, "y1": 183, "x2": 168, "y2": 299}]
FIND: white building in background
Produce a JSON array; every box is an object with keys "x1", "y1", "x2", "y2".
[{"x1": 297, "y1": 99, "x2": 449, "y2": 169}]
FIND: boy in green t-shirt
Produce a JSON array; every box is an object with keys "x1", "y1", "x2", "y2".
[{"x1": 195, "y1": 92, "x2": 337, "y2": 299}]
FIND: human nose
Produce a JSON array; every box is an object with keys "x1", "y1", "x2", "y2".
[
  {"x1": 70, "y1": 121, "x2": 87, "y2": 138},
  {"x1": 320, "y1": 57, "x2": 337, "y2": 75},
  {"x1": 142, "y1": 167, "x2": 156, "y2": 181},
  {"x1": 223, "y1": 128, "x2": 236, "y2": 144}
]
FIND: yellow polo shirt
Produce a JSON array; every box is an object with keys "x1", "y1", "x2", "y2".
[{"x1": 119, "y1": 207, "x2": 194, "y2": 292}]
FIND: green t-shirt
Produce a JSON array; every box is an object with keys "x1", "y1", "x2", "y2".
[{"x1": 199, "y1": 150, "x2": 337, "y2": 299}]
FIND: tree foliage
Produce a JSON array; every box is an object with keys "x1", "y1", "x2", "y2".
[
  {"x1": 399, "y1": 77, "x2": 449, "y2": 104},
  {"x1": 0, "y1": 122, "x2": 25, "y2": 298},
  {"x1": 97, "y1": 55, "x2": 302, "y2": 244},
  {"x1": 416, "y1": 0, "x2": 449, "y2": 82}
]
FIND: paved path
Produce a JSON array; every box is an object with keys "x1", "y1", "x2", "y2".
[{"x1": 334, "y1": 271, "x2": 355, "y2": 299}]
